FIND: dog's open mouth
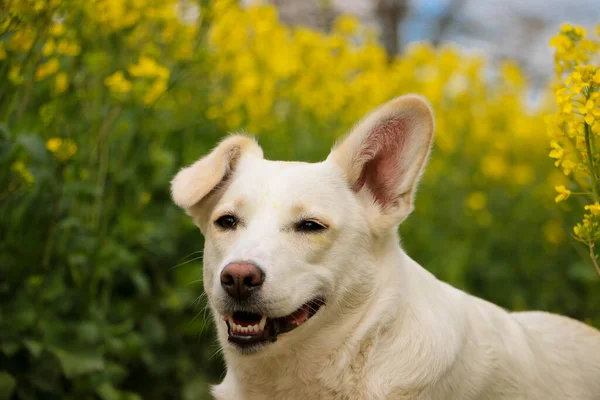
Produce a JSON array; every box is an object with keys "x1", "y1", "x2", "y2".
[{"x1": 224, "y1": 298, "x2": 325, "y2": 349}]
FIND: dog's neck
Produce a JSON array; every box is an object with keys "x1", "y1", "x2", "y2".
[{"x1": 219, "y1": 233, "x2": 464, "y2": 398}]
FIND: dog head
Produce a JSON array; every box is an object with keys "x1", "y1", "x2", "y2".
[{"x1": 171, "y1": 95, "x2": 434, "y2": 355}]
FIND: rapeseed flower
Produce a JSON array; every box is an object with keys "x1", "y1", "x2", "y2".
[
  {"x1": 104, "y1": 71, "x2": 132, "y2": 93},
  {"x1": 555, "y1": 185, "x2": 572, "y2": 203},
  {"x1": 35, "y1": 59, "x2": 59, "y2": 81}
]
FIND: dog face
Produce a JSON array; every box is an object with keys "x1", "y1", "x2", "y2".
[{"x1": 171, "y1": 95, "x2": 434, "y2": 355}]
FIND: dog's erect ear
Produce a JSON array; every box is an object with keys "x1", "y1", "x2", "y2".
[
  {"x1": 171, "y1": 135, "x2": 263, "y2": 210},
  {"x1": 328, "y1": 95, "x2": 434, "y2": 225}
]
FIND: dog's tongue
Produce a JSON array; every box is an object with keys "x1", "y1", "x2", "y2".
[{"x1": 282, "y1": 305, "x2": 310, "y2": 326}]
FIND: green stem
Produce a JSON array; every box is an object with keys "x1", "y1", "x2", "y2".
[
  {"x1": 584, "y1": 122, "x2": 599, "y2": 202},
  {"x1": 42, "y1": 165, "x2": 64, "y2": 268},
  {"x1": 587, "y1": 241, "x2": 600, "y2": 277}
]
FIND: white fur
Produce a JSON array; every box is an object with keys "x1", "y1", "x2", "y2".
[{"x1": 171, "y1": 95, "x2": 600, "y2": 399}]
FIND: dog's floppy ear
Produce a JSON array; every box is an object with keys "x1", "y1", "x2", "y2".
[
  {"x1": 171, "y1": 135, "x2": 263, "y2": 210},
  {"x1": 328, "y1": 95, "x2": 434, "y2": 226}
]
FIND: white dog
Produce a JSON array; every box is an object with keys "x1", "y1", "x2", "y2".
[{"x1": 171, "y1": 95, "x2": 600, "y2": 399}]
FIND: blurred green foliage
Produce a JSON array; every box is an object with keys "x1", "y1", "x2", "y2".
[{"x1": 0, "y1": 0, "x2": 598, "y2": 399}]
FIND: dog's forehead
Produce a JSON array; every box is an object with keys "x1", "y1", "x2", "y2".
[{"x1": 226, "y1": 156, "x2": 347, "y2": 206}]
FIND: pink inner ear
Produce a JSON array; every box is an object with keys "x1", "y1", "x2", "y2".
[{"x1": 353, "y1": 117, "x2": 408, "y2": 206}]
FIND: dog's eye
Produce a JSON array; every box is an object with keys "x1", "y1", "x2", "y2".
[
  {"x1": 215, "y1": 214, "x2": 238, "y2": 230},
  {"x1": 295, "y1": 219, "x2": 327, "y2": 233}
]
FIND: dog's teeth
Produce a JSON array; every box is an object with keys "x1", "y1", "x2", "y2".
[
  {"x1": 259, "y1": 316, "x2": 267, "y2": 330},
  {"x1": 227, "y1": 317, "x2": 266, "y2": 335}
]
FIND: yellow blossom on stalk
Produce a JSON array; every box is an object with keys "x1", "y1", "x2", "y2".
[
  {"x1": 548, "y1": 23, "x2": 600, "y2": 271},
  {"x1": 7, "y1": 28, "x2": 36, "y2": 52},
  {"x1": 46, "y1": 138, "x2": 77, "y2": 162},
  {"x1": 466, "y1": 192, "x2": 487, "y2": 211},
  {"x1": 49, "y1": 23, "x2": 66, "y2": 36},
  {"x1": 560, "y1": 159, "x2": 577, "y2": 176},
  {"x1": 548, "y1": 140, "x2": 564, "y2": 166},
  {"x1": 11, "y1": 161, "x2": 35, "y2": 185},
  {"x1": 46, "y1": 138, "x2": 62, "y2": 152},
  {"x1": 334, "y1": 15, "x2": 360, "y2": 35},
  {"x1": 55, "y1": 73, "x2": 69, "y2": 94},
  {"x1": 42, "y1": 40, "x2": 56, "y2": 56},
  {"x1": 104, "y1": 71, "x2": 132, "y2": 93},
  {"x1": 35, "y1": 59, "x2": 60, "y2": 81},
  {"x1": 128, "y1": 56, "x2": 170, "y2": 80},
  {"x1": 143, "y1": 78, "x2": 168, "y2": 105},
  {"x1": 481, "y1": 155, "x2": 507, "y2": 179},
  {"x1": 585, "y1": 203, "x2": 600, "y2": 216},
  {"x1": 57, "y1": 39, "x2": 81, "y2": 56},
  {"x1": 555, "y1": 185, "x2": 572, "y2": 203},
  {"x1": 9, "y1": 66, "x2": 24, "y2": 85}
]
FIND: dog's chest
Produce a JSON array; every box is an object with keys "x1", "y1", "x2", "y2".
[
  {"x1": 215, "y1": 376, "x2": 374, "y2": 400},
  {"x1": 216, "y1": 352, "x2": 381, "y2": 400}
]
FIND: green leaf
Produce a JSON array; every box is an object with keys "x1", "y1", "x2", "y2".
[
  {"x1": 23, "y1": 339, "x2": 44, "y2": 358},
  {"x1": 0, "y1": 342, "x2": 20, "y2": 357},
  {"x1": 183, "y1": 377, "x2": 211, "y2": 400},
  {"x1": 16, "y1": 134, "x2": 49, "y2": 163},
  {"x1": 97, "y1": 383, "x2": 142, "y2": 400},
  {"x1": 0, "y1": 372, "x2": 17, "y2": 400},
  {"x1": 0, "y1": 122, "x2": 11, "y2": 139},
  {"x1": 48, "y1": 346, "x2": 105, "y2": 378}
]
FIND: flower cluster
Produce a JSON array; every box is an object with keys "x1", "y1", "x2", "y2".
[
  {"x1": 206, "y1": 0, "x2": 556, "y2": 230},
  {"x1": 547, "y1": 24, "x2": 600, "y2": 273}
]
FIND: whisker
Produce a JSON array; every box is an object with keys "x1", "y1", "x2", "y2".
[
  {"x1": 179, "y1": 250, "x2": 204, "y2": 261},
  {"x1": 170, "y1": 255, "x2": 203, "y2": 270},
  {"x1": 187, "y1": 278, "x2": 204, "y2": 287}
]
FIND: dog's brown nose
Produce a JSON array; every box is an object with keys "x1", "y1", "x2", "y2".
[{"x1": 220, "y1": 262, "x2": 265, "y2": 301}]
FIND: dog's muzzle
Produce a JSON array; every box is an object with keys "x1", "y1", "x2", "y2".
[{"x1": 223, "y1": 297, "x2": 325, "y2": 351}]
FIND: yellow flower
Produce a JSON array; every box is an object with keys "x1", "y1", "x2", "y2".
[
  {"x1": 46, "y1": 138, "x2": 77, "y2": 161},
  {"x1": 35, "y1": 58, "x2": 59, "y2": 81},
  {"x1": 555, "y1": 185, "x2": 571, "y2": 202},
  {"x1": 560, "y1": 159, "x2": 576, "y2": 175},
  {"x1": 9, "y1": 66, "x2": 24, "y2": 84},
  {"x1": 57, "y1": 39, "x2": 81, "y2": 56},
  {"x1": 143, "y1": 78, "x2": 168, "y2": 105},
  {"x1": 42, "y1": 39, "x2": 56, "y2": 56},
  {"x1": 49, "y1": 23, "x2": 65, "y2": 36},
  {"x1": 543, "y1": 220, "x2": 564, "y2": 245},
  {"x1": 560, "y1": 23, "x2": 574, "y2": 33},
  {"x1": 501, "y1": 61, "x2": 524, "y2": 87},
  {"x1": 549, "y1": 140, "x2": 564, "y2": 166},
  {"x1": 481, "y1": 155, "x2": 507, "y2": 179},
  {"x1": 61, "y1": 140, "x2": 78, "y2": 161},
  {"x1": 7, "y1": 29, "x2": 36, "y2": 52},
  {"x1": 104, "y1": 71, "x2": 132, "y2": 93},
  {"x1": 11, "y1": 161, "x2": 35, "y2": 184},
  {"x1": 55, "y1": 73, "x2": 68, "y2": 93},
  {"x1": 128, "y1": 56, "x2": 170, "y2": 80},
  {"x1": 334, "y1": 15, "x2": 360, "y2": 35},
  {"x1": 465, "y1": 192, "x2": 487, "y2": 211},
  {"x1": 512, "y1": 164, "x2": 535, "y2": 186},
  {"x1": 585, "y1": 203, "x2": 600, "y2": 216},
  {"x1": 46, "y1": 138, "x2": 62, "y2": 152}
]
